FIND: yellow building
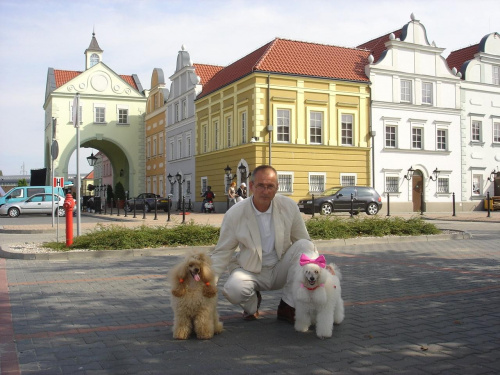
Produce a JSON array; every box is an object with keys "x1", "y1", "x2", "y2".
[
  {"x1": 145, "y1": 68, "x2": 168, "y2": 197},
  {"x1": 195, "y1": 38, "x2": 371, "y2": 209}
]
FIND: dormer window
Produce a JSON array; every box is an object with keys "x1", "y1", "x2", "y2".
[{"x1": 90, "y1": 53, "x2": 100, "y2": 67}]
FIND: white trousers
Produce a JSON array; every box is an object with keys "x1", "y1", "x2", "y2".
[{"x1": 222, "y1": 239, "x2": 317, "y2": 314}]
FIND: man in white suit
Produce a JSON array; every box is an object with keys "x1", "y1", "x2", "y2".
[{"x1": 211, "y1": 165, "x2": 316, "y2": 322}]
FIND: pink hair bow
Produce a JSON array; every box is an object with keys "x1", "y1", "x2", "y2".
[{"x1": 299, "y1": 254, "x2": 326, "y2": 268}]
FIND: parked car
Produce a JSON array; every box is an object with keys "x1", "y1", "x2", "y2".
[
  {"x1": 125, "y1": 193, "x2": 172, "y2": 212},
  {"x1": 0, "y1": 193, "x2": 68, "y2": 218},
  {"x1": 297, "y1": 186, "x2": 383, "y2": 215},
  {"x1": 0, "y1": 186, "x2": 65, "y2": 208}
]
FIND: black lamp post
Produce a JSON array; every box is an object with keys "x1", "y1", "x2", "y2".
[
  {"x1": 429, "y1": 168, "x2": 440, "y2": 181},
  {"x1": 404, "y1": 167, "x2": 415, "y2": 181},
  {"x1": 487, "y1": 169, "x2": 498, "y2": 182},
  {"x1": 224, "y1": 165, "x2": 233, "y2": 211},
  {"x1": 175, "y1": 172, "x2": 186, "y2": 223},
  {"x1": 86, "y1": 152, "x2": 98, "y2": 167}
]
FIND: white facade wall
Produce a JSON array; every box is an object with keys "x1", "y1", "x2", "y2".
[
  {"x1": 458, "y1": 33, "x2": 500, "y2": 206},
  {"x1": 366, "y1": 18, "x2": 462, "y2": 212},
  {"x1": 166, "y1": 47, "x2": 202, "y2": 209}
]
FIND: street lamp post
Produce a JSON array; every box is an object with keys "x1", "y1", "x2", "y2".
[{"x1": 175, "y1": 172, "x2": 186, "y2": 224}]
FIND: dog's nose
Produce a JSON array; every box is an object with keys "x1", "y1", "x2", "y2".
[{"x1": 194, "y1": 268, "x2": 200, "y2": 273}]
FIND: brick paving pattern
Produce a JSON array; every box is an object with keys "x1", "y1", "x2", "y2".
[{"x1": 0, "y1": 213, "x2": 499, "y2": 374}]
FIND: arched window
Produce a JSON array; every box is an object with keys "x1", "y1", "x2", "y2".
[{"x1": 90, "y1": 53, "x2": 100, "y2": 67}]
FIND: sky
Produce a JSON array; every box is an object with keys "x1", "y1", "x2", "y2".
[{"x1": 0, "y1": 0, "x2": 498, "y2": 177}]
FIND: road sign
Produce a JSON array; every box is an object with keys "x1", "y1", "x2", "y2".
[{"x1": 53, "y1": 177, "x2": 64, "y2": 188}]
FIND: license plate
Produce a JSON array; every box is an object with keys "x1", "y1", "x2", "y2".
[{"x1": 160, "y1": 200, "x2": 167, "y2": 203}]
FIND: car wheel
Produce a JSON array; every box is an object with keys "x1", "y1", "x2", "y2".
[
  {"x1": 57, "y1": 207, "x2": 66, "y2": 217},
  {"x1": 144, "y1": 203, "x2": 151, "y2": 212},
  {"x1": 366, "y1": 203, "x2": 379, "y2": 215},
  {"x1": 320, "y1": 203, "x2": 333, "y2": 215},
  {"x1": 125, "y1": 204, "x2": 132, "y2": 212},
  {"x1": 8, "y1": 207, "x2": 20, "y2": 218}
]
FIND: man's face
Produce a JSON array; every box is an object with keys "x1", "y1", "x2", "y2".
[{"x1": 250, "y1": 168, "x2": 278, "y2": 210}]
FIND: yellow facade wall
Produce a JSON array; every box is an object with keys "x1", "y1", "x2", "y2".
[{"x1": 195, "y1": 72, "x2": 371, "y2": 204}]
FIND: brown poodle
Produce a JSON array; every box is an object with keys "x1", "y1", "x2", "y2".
[{"x1": 168, "y1": 250, "x2": 223, "y2": 339}]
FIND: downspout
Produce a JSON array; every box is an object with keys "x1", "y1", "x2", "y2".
[
  {"x1": 268, "y1": 74, "x2": 272, "y2": 166},
  {"x1": 370, "y1": 99, "x2": 375, "y2": 188}
]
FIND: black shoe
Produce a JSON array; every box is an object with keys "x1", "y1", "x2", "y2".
[
  {"x1": 243, "y1": 291, "x2": 261, "y2": 321},
  {"x1": 277, "y1": 299, "x2": 295, "y2": 324}
]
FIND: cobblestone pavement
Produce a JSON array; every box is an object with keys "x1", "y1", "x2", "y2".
[{"x1": 0, "y1": 216, "x2": 499, "y2": 374}]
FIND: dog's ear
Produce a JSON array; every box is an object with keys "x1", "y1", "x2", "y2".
[{"x1": 169, "y1": 261, "x2": 190, "y2": 298}]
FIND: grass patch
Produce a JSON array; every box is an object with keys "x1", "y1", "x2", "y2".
[
  {"x1": 306, "y1": 216, "x2": 440, "y2": 240},
  {"x1": 44, "y1": 221, "x2": 220, "y2": 251},
  {"x1": 43, "y1": 216, "x2": 441, "y2": 251}
]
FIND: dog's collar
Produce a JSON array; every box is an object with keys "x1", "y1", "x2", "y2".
[{"x1": 301, "y1": 283, "x2": 324, "y2": 291}]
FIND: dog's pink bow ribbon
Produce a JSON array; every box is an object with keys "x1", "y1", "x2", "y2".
[{"x1": 299, "y1": 254, "x2": 326, "y2": 268}]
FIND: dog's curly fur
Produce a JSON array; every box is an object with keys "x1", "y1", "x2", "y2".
[
  {"x1": 292, "y1": 249, "x2": 344, "y2": 339},
  {"x1": 168, "y1": 250, "x2": 223, "y2": 339}
]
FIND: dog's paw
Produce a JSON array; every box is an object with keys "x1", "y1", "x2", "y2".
[
  {"x1": 294, "y1": 322, "x2": 310, "y2": 333},
  {"x1": 171, "y1": 287, "x2": 186, "y2": 297},
  {"x1": 315, "y1": 327, "x2": 332, "y2": 339},
  {"x1": 202, "y1": 284, "x2": 217, "y2": 298}
]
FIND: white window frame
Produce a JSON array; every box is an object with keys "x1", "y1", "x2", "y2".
[
  {"x1": 214, "y1": 120, "x2": 219, "y2": 150},
  {"x1": 152, "y1": 135, "x2": 157, "y2": 157},
  {"x1": 182, "y1": 99, "x2": 187, "y2": 119},
  {"x1": 186, "y1": 132, "x2": 192, "y2": 157},
  {"x1": 341, "y1": 113, "x2": 354, "y2": 146},
  {"x1": 177, "y1": 136, "x2": 182, "y2": 159},
  {"x1": 240, "y1": 110, "x2": 247, "y2": 144},
  {"x1": 226, "y1": 116, "x2": 232, "y2": 148},
  {"x1": 340, "y1": 173, "x2": 357, "y2": 186},
  {"x1": 308, "y1": 172, "x2": 326, "y2": 194},
  {"x1": 401, "y1": 79, "x2": 412, "y2": 103},
  {"x1": 436, "y1": 129, "x2": 447, "y2": 151},
  {"x1": 201, "y1": 177, "x2": 208, "y2": 194},
  {"x1": 436, "y1": 176, "x2": 450, "y2": 195},
  {"x1": 385, "y1": 175, "x2": 400, "y2": 194},
  {"x1": 277, "y1": 108, "x2": 291, "y2": 143},
  {"x1": 472, "y1": 174, "x2": 483, "y2": 197},
  {"x1": 158, "y1": 133, "x2": 164, "y2": 155},
  {"x1": 493, "y1": 66, "x2": 500, "y2": 85},
  {"x1": 146, "y1": 138, "x2": 151, "y2": 159},
  {"x1": 422, "y1": 82, "x2": 433, "y2": 105},
  {"x1": 385, "y1": 125, "x2": 397, "y2": 148},
  {"x1": 309, "y1": 110, "x2": 323, "y2": 144},
  {"x1": 175, "y1": 102, "x2": 180, "y2": 122},
  {"x1": 472, "y1": 120, "x2": 482, "y2": 142},
  {"x1": 493, "y1": 121, "x2": 500, "y2": 144},
  {"x1": 94, "y1": 104, "x2": 106, "y2": 124},
  {"x1": 169, "y1": 138, "x2": 174, "y2": 162},
  {"x1": 70, "y1": 102, "x2": 83, "y2": 124},
  {"x1": 412, "y1": 127, "x2": 423, "y2": 150},
  {"x1": 202, "y1": 123, "x2": 208, "y2": 153},
  {"x1": 277, "y1": 171, "x2": 293, "y2": 194}
]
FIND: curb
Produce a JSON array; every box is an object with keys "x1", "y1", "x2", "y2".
[{"x1": 0, "y1": 232, "x2": 470, "y2": 261}]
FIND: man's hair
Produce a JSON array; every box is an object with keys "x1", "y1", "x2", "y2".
[{"x1": 250, "y1": 165, "x2": 277, "y2": 183}]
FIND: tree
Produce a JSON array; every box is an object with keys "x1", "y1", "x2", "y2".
[
  {"x1": 115, "y1": 181, "x2": 126, "y2": 201},
  {"x1": 106, "y1": 185, "x2": 114, "y2": 205},
  {"x1": 18, "y1": 178, "x2": 28, "y2": 186}
]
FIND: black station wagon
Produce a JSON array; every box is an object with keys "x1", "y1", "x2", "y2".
[{"x1": 297, "y1": 186, "x2": 383, "y2": 215}]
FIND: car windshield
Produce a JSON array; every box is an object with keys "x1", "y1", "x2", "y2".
[{"x1": 320, "y1": 187, "x2": 342, "y2": 197}]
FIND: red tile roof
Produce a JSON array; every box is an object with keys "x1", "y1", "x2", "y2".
[
  {"x1": 446, "y1": 44, "x2": 478, "y2": 72},
  {"x1": 53, "y1": 69, "x2": 140, "y2": 91},
  {"x1": 357, "y1": 29, "x2": 403, "y2": 63},
  {"x1": 197, "y1": 38, "x2": 370, "y2": 99},
  {"x1": 193, "y1": 63, "x2": 224, "y2": 85}
]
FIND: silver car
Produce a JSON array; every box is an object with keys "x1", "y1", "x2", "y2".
[{"x1": 0, "y1": 193, "x2": 67, "y2": 218}]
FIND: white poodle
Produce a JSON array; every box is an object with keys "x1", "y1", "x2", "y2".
[
  {"x1": 168, "y1": 250, "x2": 223, "y2": 340},
  {"x1": 292, "y1": 250, "x2": 344, "y2": 339}
]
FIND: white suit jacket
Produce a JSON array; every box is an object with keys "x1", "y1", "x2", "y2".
[{"x1": 211, "y1": 194, "x2": 310, "y2": 280}]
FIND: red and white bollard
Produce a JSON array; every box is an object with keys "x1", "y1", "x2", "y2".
[{"x1": 63, "y1": 194, "x2": 75, "y2": 247}]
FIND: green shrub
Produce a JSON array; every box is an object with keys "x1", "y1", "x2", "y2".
[{"x1": 43, "y1": 216, "x2": 440, "y2": 251}]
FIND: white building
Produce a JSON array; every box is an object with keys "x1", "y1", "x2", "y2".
[
  {"x1": 165, "y1": 46, "x2": 222, "y2": 210},
  {"x1": 447, "y1": 32, "x2": 500, "y2": 207},
  {"x1": 360, "y1": 14, "x2": 462, "y2": 212}
]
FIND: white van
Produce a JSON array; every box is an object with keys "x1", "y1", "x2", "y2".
[{"x1": 0, "y1": 186, "x2": 65, "y2": 207}]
